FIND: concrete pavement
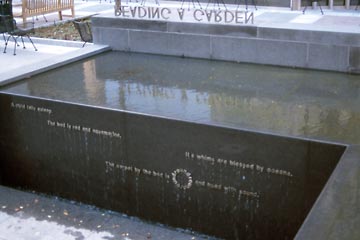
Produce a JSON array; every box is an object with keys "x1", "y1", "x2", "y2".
[
  {"x1": 0, "y1": 38, "x2": 110, "y2": 86},
  {"x1": 0, "y1": 185, "x2": 208, "y2": 240}
]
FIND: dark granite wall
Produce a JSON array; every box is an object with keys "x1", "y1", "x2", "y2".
[{"x1": 0, "y1": 93, "x2": 345, "y2": 239}]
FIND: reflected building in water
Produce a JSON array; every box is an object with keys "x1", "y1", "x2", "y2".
[{"x1": 5, "y1": 52, "x2": 360, "y2": 145}]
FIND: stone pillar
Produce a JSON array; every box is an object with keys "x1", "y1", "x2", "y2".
[
  {"x1": 291, "y1": 0, "x2": 301, "y2": 10},
  {"x1": 328, "y1": 0, "x2": 333, "y2": 9},
  {"x1": 345, "y1": 0, "x2": 350, "y2": 9},
  {"x1": 115, "y1": 0, "x2": 121, "y2": 15}
]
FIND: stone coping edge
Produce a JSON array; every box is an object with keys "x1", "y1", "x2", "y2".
[
  {"x1": 0, "y1": 41, "x2": 111, "y2": 87},
  {"x1": 295, "y1": 144, "x2": 360, "y2": 240}
]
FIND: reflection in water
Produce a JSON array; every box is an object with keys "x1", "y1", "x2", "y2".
[
  {"x1": 83, "y1": 60, "x2": 105, "y2": 104},
  {"x1": 1, "y1": 51, "x2": 360, "y2": 144}
]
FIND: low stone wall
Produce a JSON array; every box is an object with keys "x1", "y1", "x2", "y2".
[
  {"x1": 92, "y1": 15, "x2": 360, "y2": 74},
  {"x1": 0, "y1": 92, "x2": 347, "y2": 239}
]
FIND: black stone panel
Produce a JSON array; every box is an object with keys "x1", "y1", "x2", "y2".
[{"x1": 0, "y1": 93, "x2": 345, "y2": 239}]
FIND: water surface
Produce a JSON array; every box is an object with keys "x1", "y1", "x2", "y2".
[{"x1": 2, "y1": 51, "x2": 360, "y2": 144}]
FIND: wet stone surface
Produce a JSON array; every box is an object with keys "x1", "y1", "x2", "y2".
[{"x1": 0, "y1": 186, "x2": 210, "y2": 240}]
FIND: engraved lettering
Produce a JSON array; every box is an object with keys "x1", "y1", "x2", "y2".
[
  {"x1": 11, "y1": 102, "x2": 52, "y2": 114},
  {"x1": 224, "y1": 186, "x2": 237, "y2": 194},
  {"x1": 245, "y1": 11, "x2": 254, "y2": 24},
  {"x1": 26, "y1": 105, "x2": 36, "y2": 111},
  {"x1": 127, "y1": 6, "x2": 135, "y2": 17},
  {"x1": 121, "y1": 6, "x2": 130, "y2": 17},
  {"x1": 160, "y1": 8, "x2": 171, "y2": 20},
  {"x1": 185, "y1": 151, "x2": 293, "y2": 177},
  {"x1": 82, "y1": 127, "x2": 91, "y2": 133},
  {"x1": 207, "y1": 182, "x2": 222, "y2": 190},
  {"x1": 205, "y1": 10, "x2": 212, "y2": 22},
  {"x1": 138, "y1": 7, "x2": 147, "y2": 18},
  {"x1": 195, "y1": 180, "x2": 206, "y2": 187},
  {"x1": 150, "y1": 7, "x2": 160, "y2": 19},
  {"x1": 47, "y1": 120, "x2": 55, "y2": 126},
  {"x1": 72, "y1": 125, "x2": 81, "y2": 131},
  {"x1": 235, "y1": 11, "x2": 244, "y2": 24},
  {"x1": 134, "y1": 167, "x2": 141, "y2": 175},
  {"x1": 177, "y1": 8, "x2": 185, "y2": 20},
  {"x1": 214, "y1": 10, "x2": 222, "y2": 23},
  {"x1": 56, "y1": 122, "x2": 65, "y2": 128},
  {"x1": 224, "y1": 10, "x2": 234, "y2": 23},
  {"x1": 114, "y1": 6, "x2": 255, "y2": 25}
]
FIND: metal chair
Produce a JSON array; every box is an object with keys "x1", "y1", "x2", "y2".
[
  {"x1": 141, "y1": 0, "x2": 160, "y2": 6},
  {"x1": 73, "y1": 21, "x2": 93, "y2": 47},
  {"x1": 206, "y1": 0, "x2": 227, "y2": 10},
  {"x1": 0, "y1": 15, "x2": 6, "y2": 42},
  {"x1": 234, "y1": 0, "x2": 257, "y2": 10},
  {"x1": 180, "y1": 0, "x2": 202, "y2": 10},
  {"x1": 0, "y1": 0, "x2": 12, "y2": 16},
  {"x1": 1, "y1": 15, "x2": 38, "y2": 55},
  {"x1": 0, "y1": 0, "x2": 12, "y2": 43},
  {"x1": 303, "y1": 0, "x2": 324, "y2": 15}
]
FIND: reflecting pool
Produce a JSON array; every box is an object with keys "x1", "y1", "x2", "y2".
[{"x1": 2, "y1": 51, "x2": 360, "y2": 144}]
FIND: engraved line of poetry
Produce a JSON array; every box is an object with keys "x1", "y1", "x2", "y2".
[
  {"x1": 11, "y1": 102, "x2": 52, "y2": 114},
  {"x1": 105, "y1": 161, "x2": 259, "y2": 198},
  {"x1": 47, "y1": 120, "x2": 122, "y2": 139},
  {"x1": 10, "y1": 102, "x2": 122, "y2": 139},
  {"x1": 185, "y1": 151, "x2": 294, "y2": 178}
]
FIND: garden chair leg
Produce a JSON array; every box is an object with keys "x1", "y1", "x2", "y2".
[
  {"x1": 3, "y1": 35, "x2": 11, "y2": 54},
  {"x1": 27, "y1": 36, "x2": 38, "y2": 51},
  {"x1": 21, "y1": 37, "x2": 26, "y2": 49}
]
